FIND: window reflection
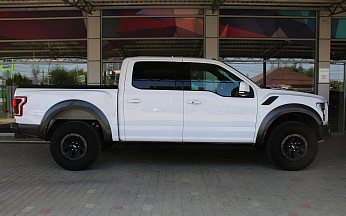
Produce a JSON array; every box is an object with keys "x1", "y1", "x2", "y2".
[{"x1": 190, "y1": 63, "x2": 242, "y2": 97}]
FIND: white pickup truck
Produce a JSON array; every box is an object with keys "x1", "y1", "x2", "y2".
[{"x1": 11, "y1": 57, "x2": 331, "y2": 171}]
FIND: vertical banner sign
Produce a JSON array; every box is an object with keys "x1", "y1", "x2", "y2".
[
  {"x1": 78, "y1": 75, "x2": 86, "y2": 85},
  {"x1": 1, "y1": 58, "x2": 14, "y2": 70},
  {"x1": 319, "y1": 69, "x2": 330, "y2": 83}
]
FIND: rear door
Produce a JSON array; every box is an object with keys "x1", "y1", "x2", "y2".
[
  {"x1": 123, "y1": 61, "x2": 185, "y2": 142},
  {"x1": 183, "y1": 62, "x2": 257, "y2": 143}
]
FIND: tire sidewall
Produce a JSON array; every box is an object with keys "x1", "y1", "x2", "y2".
[{"x1": 50, "y1": 121, "x2": 101, "y2": 171}]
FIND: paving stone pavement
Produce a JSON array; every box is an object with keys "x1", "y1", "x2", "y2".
[{"x1": 0, "y1": 135, "x2": 345, "y2": 216}]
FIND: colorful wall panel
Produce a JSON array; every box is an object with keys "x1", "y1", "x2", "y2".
[
  {"x1": 220, "y1": 18, "x2": 315, "y2": 39},
  {"x1": 332, "y1": 19, "x2": 346, "y2": 39},
  {"x1": 103, "y1": 9, "x2": 203, "y2": 16},
  {"x1": 0, "y1": 10, "x2": 86, "y2": 18},
  {"x1": 0, "y1": 19, "x2": 87, "y2": 40},
  {"x1": 103, "y1": 17, "x2": 203, "y2": 38},
  {"x1": 220, "y1": 9, "x2": 315, "y2": 16}
]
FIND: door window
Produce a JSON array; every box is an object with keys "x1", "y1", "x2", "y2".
[
  {"x1": 190, "y1": 63, "x2": 242, "y2": 97},
  {"x1": 132, "y1": 62, "x2": 180, "y2": 90}
]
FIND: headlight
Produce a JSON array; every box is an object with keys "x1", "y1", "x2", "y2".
[{"x1": 316, "y1": 102, "x2": 327, "y2": 121}]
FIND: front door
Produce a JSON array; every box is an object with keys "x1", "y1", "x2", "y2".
[{"x1": 183, "y1": 62, "x2": 257, "y2": 143}]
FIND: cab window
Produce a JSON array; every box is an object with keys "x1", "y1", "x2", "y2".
[{"x1": 132, "y1": 62, "x2": 177, "y2": 90}]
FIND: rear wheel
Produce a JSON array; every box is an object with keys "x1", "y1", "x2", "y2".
[
  {"x1": 50, "y1": 121, "x2": 101, "y2": 171},
  {"x1": 266, "y1": 121, "x2": 318, "y2": 171}
]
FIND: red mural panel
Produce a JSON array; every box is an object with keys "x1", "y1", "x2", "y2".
[
  {"x1": 0, "y1": 10, "x2": 86, "y2": 18},
  {"x1": 0, "y1": 19, "x2": 87, "y2": 40},
  {"x1": 103, "y1": 17, "x2": 203, "y2": 38}
]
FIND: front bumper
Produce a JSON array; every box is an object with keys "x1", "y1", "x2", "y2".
[{"x1": 319, "y1": 124, "x2": 331, "y2": 141}]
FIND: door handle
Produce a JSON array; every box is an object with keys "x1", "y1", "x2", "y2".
[
  {"x1": 188, "y1": 100, "x2": 201, "y2": 104},
  {"x1": 128, "y1": 99, "x2": 141, "y2": 103}
]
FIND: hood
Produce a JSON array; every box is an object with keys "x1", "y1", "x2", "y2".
[{"x1": 260, "y1": 88, "x2": 327, "y2": 102}]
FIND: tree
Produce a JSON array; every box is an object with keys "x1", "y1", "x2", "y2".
[
  {"x1": 49, "y1": 66, "x2": 76, "y2": 85},
  {"x1": 330, "y1": 80, "x2": 344, "y2": 91},
  {"x1": 6, "y1": 74, "x2": 31, "y2": 86},
  {"x1": 46, "y1": 66, "x2": 87, "y2": 85},
  {"x1": 284, "y1": 63, "x2": 314, "y2": 78},
  {"x1": 31, "y1": 65, "x2": 41, "y2": 81},
  {"x1": 304, "y1": 67, "x2": 314, "y2": 78}
]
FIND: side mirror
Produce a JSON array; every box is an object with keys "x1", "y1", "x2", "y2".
[{"x1": 239, "y1": 81, "x2": 251, "y2": 97}]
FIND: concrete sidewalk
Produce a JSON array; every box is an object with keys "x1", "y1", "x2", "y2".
[{"x1": 0, "y1": 135, "x2": 345, "y2": 216}]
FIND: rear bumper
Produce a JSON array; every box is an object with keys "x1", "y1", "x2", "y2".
[
  {"x1": 10, "y1": 123, "x2": 40, "y2": 138},
  {"x1": 319, "y1": 124, "x2": 331, "y2": 141}
]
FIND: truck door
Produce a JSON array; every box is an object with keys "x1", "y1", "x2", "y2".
[
  {"x1": 183, "y1": 62, "x2": 257, "y2": 143},
  {"x1": 123, "y1": 61, "x2": 184, "y2": 142}
]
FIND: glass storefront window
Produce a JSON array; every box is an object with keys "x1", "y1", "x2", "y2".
[
  {"x1": 102, "y1": 62, "x2": 122, "y2": 86},
  {"x1": 0, "y1": 62, "x2": 87, "y2": 117},
  {"x1": 330, "y1": 63, "x2": 345, "y2": 133},
  {"x1": 103, "y1": 39, "x2": 203, "y2": 60},
  {"x1": 263, "y1": 62, "x2": 314, "y2": 93},
  {"x1": 331, "y1": 41, "x2": 346, "y2": 60},
  {"x1": 224, "y1": 61, "x2": 314, "y2": 93},
  {"x1": 0, "y1": 41, "x2": 87, "y2": 61},
  {"x1": 0, "y1": 11, "x2": 88, "y2": 119},
  {"x1": 0, "y1": 63, "x2": 87, "y2": 85},
  {"x1": 220, "y1": 40, "x2": 315, "y2": 59},
  {"x1": 224, "y1": 62, "x2": 264, "y2": 81}
]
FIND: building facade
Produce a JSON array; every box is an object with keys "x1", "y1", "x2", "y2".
[{"x1": 0, "y1": 1, "x2": 345, "y2": 133}]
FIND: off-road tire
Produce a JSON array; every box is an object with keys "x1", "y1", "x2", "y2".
[
  {"x1": 50, "y1": 121, "x2": 101, "y2": 171},
  {"x1": 266, "y1": 121, "x2": 318, "y2": 171}
]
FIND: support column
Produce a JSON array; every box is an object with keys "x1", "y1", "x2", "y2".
[
  {"x1": 205, "y1": 9, "x2": 219, "y2": 59},
  {"x1": 87, "y1": 10, "x2": 101, "y2": 85},
  {"x1": 317, "y1": 11, "x2": 331, "y2": 102}
]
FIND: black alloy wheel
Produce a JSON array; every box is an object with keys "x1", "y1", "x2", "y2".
[
  {"x1": 60, "y1": 133, "x2": 88, "y2": 161},
  {"x1": 280, "y1": 134, "x2": 308, "y2": 162}
]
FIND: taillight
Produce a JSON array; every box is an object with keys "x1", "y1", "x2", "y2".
[{"x1": 13, "y1": 97, "x2": 27, "y2": 116}]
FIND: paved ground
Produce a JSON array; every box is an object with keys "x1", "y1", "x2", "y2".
[{"x1": 0, "y1": 135, "x2": 345, "y2": 216}]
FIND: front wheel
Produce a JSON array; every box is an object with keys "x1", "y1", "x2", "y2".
[
  {"x1": 266, "y1": 121, "x2": 318, "y2": 171},
  {"x1": 50, "y1": 121, "x2": 101, "y2": 171}
]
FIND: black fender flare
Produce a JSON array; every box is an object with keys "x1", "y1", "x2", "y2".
[
  {"x1": 39, "y1": 100, "x2": 112, "y2": 142},
  {"x1": 256, "y1": 104, "x2": 322, "y2": 148}
]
